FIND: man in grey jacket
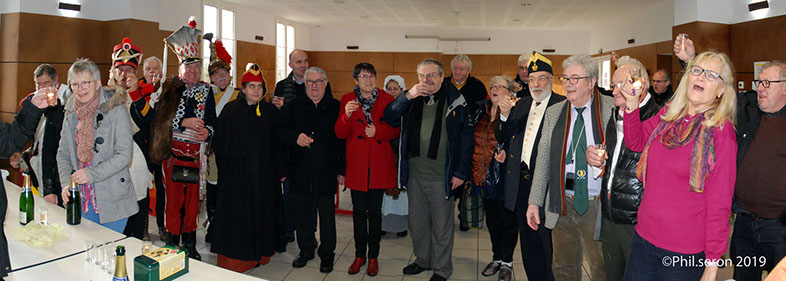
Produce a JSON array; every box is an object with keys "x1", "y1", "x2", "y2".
[{"x1": 525, "y1": 55, "x2": 614, "y2": 281}]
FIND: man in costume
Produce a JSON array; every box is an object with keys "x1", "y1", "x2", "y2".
[{"x1": 149, "y1": 17, "x2": 217, "y2": 261}]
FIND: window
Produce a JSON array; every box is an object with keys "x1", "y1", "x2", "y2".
[
  {"x1": 203, "y1": 4, "x2": 236, "y2": 85},
  {"x1": 275, "y1": 22, "x2": 295, "y2": 83}
]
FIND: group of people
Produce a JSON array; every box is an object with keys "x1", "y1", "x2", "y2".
[{"x1": 0, "y1": 16, "x2": 784, "y2": 281}]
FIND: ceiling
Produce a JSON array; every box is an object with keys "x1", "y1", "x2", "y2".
[{"x1": 225, "y1": 0, "x2": 671, "y2": 29}]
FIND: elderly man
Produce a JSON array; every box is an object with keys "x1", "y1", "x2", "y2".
[
  {"x1": 384, "y1": 58, "x2": 473, "y2": 281},
  {"x1": 585, "y1": 56, "x2": 661, "y2": 281},
  {"x1": 648, "y1": 69, "x2": 673, "y2": 106},
  {"x1": 141, "y1": 56, "x2": 163, "y2": 85},
  {"x1": 149, "y1": 18, "x2": 217, "y2": 261},
  {"x1": 279, "y1": 67, "x2": 344, "y2": 273},
  {"x1": 8, "y1": 64, "x2": 69, "y2": 206},
  {"x1": 495, "y1": 51, "x2": 565, "y2": 281},
  {"x1": 513, "y1": 53, "x2": 531, "y2": 99},
  {"x1": 272, "y1": 49, "x2": 333, "y2": 110},
  {"x1": 525, "y1": 54, "x2": 613, "y2": 281},
  {"x1": 447, "y1": 54, "x2": 486, "y2": 231}
]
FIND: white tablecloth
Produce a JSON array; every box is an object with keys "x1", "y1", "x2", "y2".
[{"x1": 4, "y1": 180, "x2": 126, "y2": 271}]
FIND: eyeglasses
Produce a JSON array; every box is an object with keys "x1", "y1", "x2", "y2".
[
  {"x1": 489, "y1": 85, "x2": 509, "y2": 91},
  {"x1": 527, "y1": 76, "x2": 552, "y2": 84},
  {"x1": 689, "y1": 65, "x2": 724, "y2": 82},
  {"x1": 651, "y1": 79, "x2": 669, "y2": 83},
  {"x1": 558, "y1": 76, "x2": 589, "y2": 84},
  {"x1": 418, "y1": 72, "x2": 441, "y2": 81},
  {"x1": 357, "y1": 74, "x2": 376, "y2": 80},
  {"x1": 754, "y1": 79, "x2": 785, "y2": 88},
  {"x1": 610, "y1": 81, "x2": 625, "y2": 91},
  {"x1": 70, "y1": 80, "x2": 95, "y2": 90},
  {"x1": 305, "y1": 79, "x2": 325, "y2": 86}
]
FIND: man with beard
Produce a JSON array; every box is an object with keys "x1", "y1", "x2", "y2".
[
  {"x1": 495, "y1": 51, "x2": 564, "y2": 281},
  {"x1": 149, "y1": 17, "x2": 217, "y2": 261},
  {"x1": 385, "y1": 58, "x2": 473, "y2": 281},
  {"x1": 648, "y1": 70, "x2": 673, "y2": 106}
]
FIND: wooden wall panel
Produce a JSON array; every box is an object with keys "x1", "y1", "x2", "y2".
[
  {"x1": 657, "y1": 54, "x2": 673, "y2": 74},
  {"x1": 499, "y1": 55, "x2": 520, "y2": 75},
  {"x1": 0, "y1": 63, "x2": 21, "y2": 113},
  {"x1": 309, "y1": 51, "x2": 395, "y2": 72},
  {"x1": 0, "y1": 13, "x2": 20, "y2": 62},
  {"x1": 730, "y1": 14, "x2": 786, "y2": 91},
  {"x1": 235, "y1": 40, "x2": 276, "y2": 96},
  {"x1": 392, "y1": 52, "x2": 440, "y2": 73}
]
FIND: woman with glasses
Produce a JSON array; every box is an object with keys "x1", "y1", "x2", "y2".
[
  {"x1": 57, "y1": 58, "x2": 138, "y2": 233},
  {"x1": 336, "y1": 63, "x2": 400, "y2": 276},
  {"x1": 474, "y1": 75, "x2": 516, "y2": 281},
  {"x1": 211, "y1": 64, "x2": 285, "y2": 272},
  {"x1": 620, "y1": 51, "x2": 738, "y2": 281}
]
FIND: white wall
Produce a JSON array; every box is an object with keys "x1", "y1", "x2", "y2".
[
  {"x1": 309, "y1": 25, "x2": 592, "y2": 55},
  {"x1": 591, "y1": 0, "x2": 674, "y2": 54},
  {"x1": 674, "y1": 0, "x2": 731, "y2": 25},
  {"x1": 731, "y1": 0, "x2": 786, "y2": 23}
]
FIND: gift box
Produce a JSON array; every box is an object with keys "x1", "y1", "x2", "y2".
[{"x1": 134, "y1": 245, "x2": 189, "y2": 281}]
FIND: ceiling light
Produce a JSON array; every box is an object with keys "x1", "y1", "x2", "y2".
[
  {"x1": 520, "y1": 3, "x2": 533, "y2": 7},
  {"x1": 58, "y1": 2, "x2": 81, "y2": 11},
  {"x1": 512, "y1": 19, "x2": 522, "y2": 22},
  {"x1": 748, "y1": 0, "x2": 769, "y2": 12}
]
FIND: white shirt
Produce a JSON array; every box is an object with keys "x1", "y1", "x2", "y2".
[
  {"x1": 520, "y1": 94, "x2": 552, "y2": 167},
  {"x1": 565, "y1": 98, "x2": 602, "y2": 198}
]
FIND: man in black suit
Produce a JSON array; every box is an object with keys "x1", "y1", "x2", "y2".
[{"x1": 493, "y1": 51, "x2": 565, "y2": 281}]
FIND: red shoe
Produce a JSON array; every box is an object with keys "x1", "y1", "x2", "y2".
[
  {"x1": 348, "y1": 257, "x2": 366, "y2": 275},
  {"x1": 367, "y1": 258, "x2": 378, "y2": 276}
]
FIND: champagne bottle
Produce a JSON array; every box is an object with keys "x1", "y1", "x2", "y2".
[
  {"x1": 66, "y1": 180, "x2": 81, "y2": 225},
  {"x1": 19, "y1": 172, "x2": 34, "y2": 225},
  {"x1": 112, "y1": 245, "x2": 129, "y2": 281}
]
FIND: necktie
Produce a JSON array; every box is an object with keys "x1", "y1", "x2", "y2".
[
  {"x1": 536, "y1": 101, "x2": 542, "y2": 106},
  {"x1": 568, "y1": 107, "x2": 589, "y2": 215}
]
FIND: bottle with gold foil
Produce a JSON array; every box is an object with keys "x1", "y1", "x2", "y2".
[
  {"x1": 66, "y1": 180, "x2": 81, "y2": 225},
  {"x1": 19, "y1": 171, "x2": 34, "y2": 225},
  {"x1": 112, "y1": 245, "x2": 129, "y2": 281}
]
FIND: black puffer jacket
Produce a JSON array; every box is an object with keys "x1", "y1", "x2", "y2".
[{"x1": 600, "y1": 98, "x2": 661, "y2": 224}]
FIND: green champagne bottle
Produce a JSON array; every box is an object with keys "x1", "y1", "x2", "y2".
[
  {"x1": 112, "y1": 245, "x2": 129, "y2": 281},
  {"x1": 66, "y1": 180, "x2": 81, "y2": 225},
  {"x1": 19, "y1": 172, "x2": 34, "y2": 225}
]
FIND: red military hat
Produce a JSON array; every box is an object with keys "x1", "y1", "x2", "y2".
[{"x1": 112, "y1": 37, "x2": 143, "y2": 69}]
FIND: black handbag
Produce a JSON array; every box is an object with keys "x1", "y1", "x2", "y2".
[{"x1": 172, "y1": 165, "x2": 199, "y2": 184}]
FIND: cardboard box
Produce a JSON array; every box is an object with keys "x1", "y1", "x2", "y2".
[{"x1": 133, "y1": 245, "x2": 189, "y2": 281}]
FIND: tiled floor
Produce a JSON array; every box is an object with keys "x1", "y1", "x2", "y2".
[{"x1": 145, "y1": 187, "x2": 740, "y2": 281}]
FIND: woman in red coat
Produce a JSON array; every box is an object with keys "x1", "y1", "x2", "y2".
[{"x1": 335, "y1": 63, "x2": 400, "y2": 276}]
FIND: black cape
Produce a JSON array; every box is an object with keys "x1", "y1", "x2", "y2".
[{"x1": 210, "y1": 98, "x2": 285, "y2": 260}]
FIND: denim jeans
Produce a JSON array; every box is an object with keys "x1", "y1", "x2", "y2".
[
  {"x1": 731, "y1": 212, "x2": 786, "y2": 281},
  {"x1": 623, "y1": 231, "x2": 704, "y2": 281}
]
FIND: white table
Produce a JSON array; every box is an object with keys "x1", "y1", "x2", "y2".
[
  {"x1": 4, "y1": 180, "x2": 126, "y2": 271},
  {"x1": 7, "y1": 237, "x2": 267, "y2": 280}
]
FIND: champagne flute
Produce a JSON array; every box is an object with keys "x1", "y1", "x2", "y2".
[{"x1": 629, "y1": 67, "x2": 644, "y2": 96}]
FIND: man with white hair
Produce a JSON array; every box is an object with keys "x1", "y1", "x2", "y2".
[
  {"x1": 526, "y1": 54, "x2": 614, "y2": 281},
  {"x1": 585, "y1": 56, "x2": 660, "y2": 281},
  {"x1": 447, "y1": 54, "x2": 486, "y2": 231}
]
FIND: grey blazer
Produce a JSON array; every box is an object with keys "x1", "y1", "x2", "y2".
[
  {"x1": 57, "y1": 89, "x2": 138, "y2": 224},
  {"x1": 528, "y1": 92, "x2": 614, "y2": 234}
]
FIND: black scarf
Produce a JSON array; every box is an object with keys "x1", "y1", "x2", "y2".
[
  {"x1": 408, "y1": 87, "x2": 446, "y2": 160},
  {"x1": 354, "y1": 86, "x2": 378, "y2": 125}
]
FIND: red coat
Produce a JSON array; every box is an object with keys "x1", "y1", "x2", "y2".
[{"x1": 335, "y1": 90, "x2": 400, "y2": 191}]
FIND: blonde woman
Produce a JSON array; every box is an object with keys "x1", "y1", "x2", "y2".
[{"x1": 620, "y1": 51, "x2": 738, "y2": 281}]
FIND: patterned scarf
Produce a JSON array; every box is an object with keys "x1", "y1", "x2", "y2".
[
  {"x1": 354, "y1": 86, "x2": 378, "y2": 125},
  {"x1": 80, "y1": 162, "x2": 98, "y2": 214},
  {"x1": 635, "y1": 112, "x2": 716, "y2": 193},
  {"x1": 74, "y1": 91, "x2": 99, "y2": 166}
]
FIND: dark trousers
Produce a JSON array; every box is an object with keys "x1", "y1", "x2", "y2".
[
  {"x1": 515, "y1": 169, "x2": 554, "y2": 281},
  {"x1": 623, "y1": 231, "x2": 704, "y2": 281},
  {"x1": 731, "y1": 213, "x2": 786, "y2": 281},
  {"x1": 484, "y1": 199, "x2": 518, "y2": 263},
  {"x1": 206, "y1": 182, "x2": 217, "y2": 234},
  {"x1": 154, "y1": 166, "x2": 165, "y2": 229},
  {"x1": 123, "y1": 195, "x2": 150, "y2": 239},
  {"x1": 292, "y1": 192, "x2": 336, "y2": 261},
  {"x1": 601, "y1": 217, "x2": 636, "y2": 281},
  {"x1": 351, "y1": 189, "x2": 384, "y2": 258},
  {"x1": 281, "y1": 179, "x2": 294, "y2": 238}
]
